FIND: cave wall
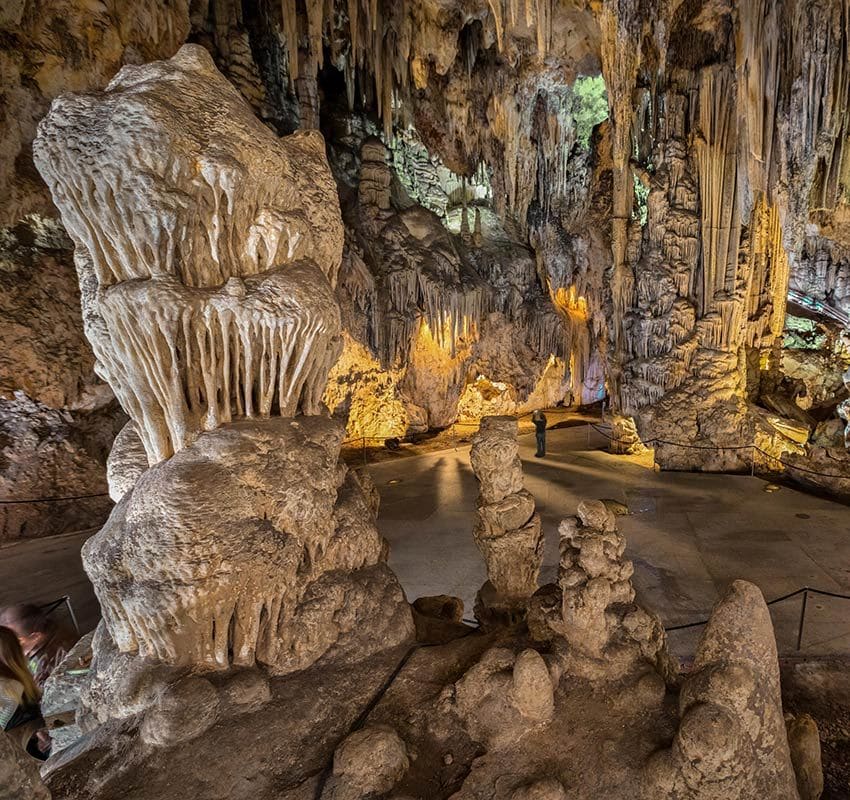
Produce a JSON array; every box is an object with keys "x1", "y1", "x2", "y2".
[
  {"x1": 0, "y1": 0, "x2": 190, "y2": 539},
  {"x1": 3, "y1": 0, "x2": 850, "y2": 537}
]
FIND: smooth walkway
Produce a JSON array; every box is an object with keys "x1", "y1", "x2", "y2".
[
  {"x1": 1, "y1": 423, "x2": 848, "y2": 656},
  {"x1": 372, "y1": 424, "x2": 850, "y2": 656}
]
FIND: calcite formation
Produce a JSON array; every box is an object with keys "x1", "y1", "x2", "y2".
[
  {"x1": 29, "y1": 46, "x2": 414, "y2": 745},
  {"x1": 529, "y1": 500, "x2": 674, "y2": 683},
  {"x1": 643, "y1": 581, "x2": 800, "y2": 799},
  {"x1": 0, "y1": 732, "x2": 51, "y2": 800},
  {"x1": 469, "y1": 415, "x2": 543, "y2": 620},
  {"x1": 84, "y1": 416, "x2": 410, "y2": 674},
  {"x1": 34, "y1": 44, "x2": 344, "y2": 463}
]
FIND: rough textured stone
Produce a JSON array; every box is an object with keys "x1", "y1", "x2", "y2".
[
  {"x1": 105, "y1": 422, "x2": 147, "y2": 502},
  {"x1": 0, "y1": 731, "x2": 51, "y2": 800},
  {"x1": 139, "y1": 676, "x2": 220, "y2": 747},
  {"x1": 83, "y1": 416, "x2": 412, "y2": 681},
  {"x1": 324, "y1": 725, "x2": 410, "y2": 799},
  {"x1": 469, "y1": 416, "x2": 543, "y2": 622},
  {"x1": 41, "y1": 631, "x2": 94, "y2": 755},
  {"x1": 786, "y1": 713, "x2": 824, "y2": 800},
  {"x1": 643, "y1": 580, "x2": 800, "y2": 799},
  {"x1": 35, "y1": 44, "x2": 345, "y2": 464},
  {"x1": 510, "y1": 778, "x2": 568, "y2": 800},
  {"x1": 511, "y1": 649, "x2": 555, "y2": 722}
]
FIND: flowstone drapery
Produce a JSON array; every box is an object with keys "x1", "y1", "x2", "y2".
[
  {"x1": 34, "y1": 44, "x2": 344, "y2": 464},
  {"x1": 33, "y1": 45, "x2": 413, "y2": 738}
]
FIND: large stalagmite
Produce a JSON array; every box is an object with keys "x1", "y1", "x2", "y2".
[{"x1": 33, "y1": 45, "x2": 413, "y2": 733}]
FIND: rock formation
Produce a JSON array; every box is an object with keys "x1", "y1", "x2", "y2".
[
  {"x1": 0, "y1": 731, "x2": 51, "y2": 800},
  {"x1": 33, "y1": 45, "x2": 413, "y2": 741},
  {"x1": 469, "y1": 415, "x2": 543, "y2": 622},
  {"x1": 34, "y1": 44, "x2": 344, "y2": 464},
  {"x1": 643, "y1": 581, "x2": 800, "y2": 799},
  {"x1": 529, "y1": 500, "x2": 675, "y2": 684},
  {"x1": 84, "y1": 416, "x2": 409, "y2": 675},
  {"x1": 0, "y1": 0, "x2": 189, "y2": 541}
]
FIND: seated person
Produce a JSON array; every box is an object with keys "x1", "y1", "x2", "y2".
[
  {"x1": 0, "y1": 625, "x2": 41, "y2": 732},
  {"x1": 0, "y1": 603, "x2": 76, "y2": 688}
]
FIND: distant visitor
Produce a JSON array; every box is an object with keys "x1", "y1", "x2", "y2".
[{"x1": 532, "y1": 410, "x2": 547, "y2": 457}]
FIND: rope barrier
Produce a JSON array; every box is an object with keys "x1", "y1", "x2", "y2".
[
  {"x1": 665, "y1": 585, "x2": 850, "y2": 651},
  {"x1": 0, "y1": 491, "x2": 110, "y2": 506},
  {"x1": 5, "y1": 417, "x2": 844, "y2": 504}
]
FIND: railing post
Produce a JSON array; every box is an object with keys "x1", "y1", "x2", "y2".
[
  {"x1": 796, "y1": 589, "x2": 808, "y2": 651},
  {"x1": 63, "y1": 596, "x2": 81, "y2": 636},
  {"x1": 751, "y1": 444, "x2": 755, "y2": 477}
]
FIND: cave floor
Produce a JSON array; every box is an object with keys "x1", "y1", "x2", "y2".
[
  {"x1": 371, "y1": 422, "x2": 850, "y2": 660},
  {"x1": 1, "y1": 419, "x2": 849, "y2": 660}
]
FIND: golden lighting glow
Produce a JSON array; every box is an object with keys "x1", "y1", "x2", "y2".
[
  {"x1": 417, "y1": 315, "x2": 475, "y2": 355},
  {"x1": 552, "y1": 286, "x2": 589, "y2": 321}
]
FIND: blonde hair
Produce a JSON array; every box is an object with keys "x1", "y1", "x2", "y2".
[{"x1": 0, "y1": 626, "x2": 40, "y2": 705}]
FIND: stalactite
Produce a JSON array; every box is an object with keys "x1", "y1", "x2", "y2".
[
  {"x1": 600, "y1": 0, "x2": 641, "y2": 347},
  {"x1": 281, "y1": 0, "x2": 299, "y2": 81},
  {"x1": 694, "y1": 66, "x2": 740, "y2": 323},
  {"x1": 736, "y1": 0, "x2": 781, "y2": 202}
]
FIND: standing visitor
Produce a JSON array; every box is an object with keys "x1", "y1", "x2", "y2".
[{"x1": 532, "y1": 409, "x2": 548, "y2": 457}]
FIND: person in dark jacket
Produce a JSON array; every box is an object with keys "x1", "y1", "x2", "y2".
[{"x1": 532, "y1": 409, "x2": 547, "y2": 457}]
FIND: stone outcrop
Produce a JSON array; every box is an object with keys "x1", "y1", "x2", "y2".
[
  {"x1": 643, "y1": 580, "x2": 800, "y2": 799},
  {"x1": 32, "y1": 45, "x2": 413, "y2": 745},
  {"x1": 786, "y1": 714, "x2": 824, "y2": 800},
  {"x1": 322, "y1": 725, "x2": 410, "y2": 800},
  {"x1": 529, "y1": 500, "x2": 674, "y2": 684},
  {"x1": 469, "y1": 415, "x2": 543, "y2": 622},
  {"x1": 84, "y1": 416, "x2": 410, "y2": 677}
]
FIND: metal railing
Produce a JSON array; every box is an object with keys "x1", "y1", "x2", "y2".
[{"x1": 666, "y1": 586, "x2": 850, "y2": 651}]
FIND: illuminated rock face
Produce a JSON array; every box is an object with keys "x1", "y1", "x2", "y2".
[
  {"x1": 85, "y1": 416, "x2": 411, "y2": 673},
  {"x1": 34, "y1": 44, "x2": 344, "y2": 464},
  {"x1": 32, "y1": 46, "x2": 413, "y2": 728}
]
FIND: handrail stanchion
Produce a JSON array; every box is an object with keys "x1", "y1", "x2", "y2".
[
  {"x1": 751, "y1": 444, "x2": 756, "y2": 478},
  {"x1": 63, "y1": 596, "x2": 81, "y2": 636},
  {"x1": 796, "y1": 589, "x2": 808, "y2": 652}
]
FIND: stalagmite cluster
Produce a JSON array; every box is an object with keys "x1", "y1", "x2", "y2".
[
  {"x1": 2, "y1": 0, "x2": 846, "y2": 796},
  {"x1": 529, "y1": 500, "x2": 674, "y2": 683},
  {"x1": 470, "y1": 416, "x2": 543, "y2": 621}
]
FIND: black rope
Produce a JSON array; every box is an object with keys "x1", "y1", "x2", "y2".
[
  {"x1": 665, "y1": 585, "x2": 850, "y2": 632},
  {"x1": 0, "y1": 491, "x2": 110, "y2": 506}
]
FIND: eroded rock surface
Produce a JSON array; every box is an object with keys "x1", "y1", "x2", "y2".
[
  {"x1": 643, "y1": 581, "x2": 800, "y2": 799},
  {"x1": 35, "y1": 44, "x2": 344, "y2": 463},
  {"x1": 470, "y1": 415, "x2": 543, "y2": 622}
]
